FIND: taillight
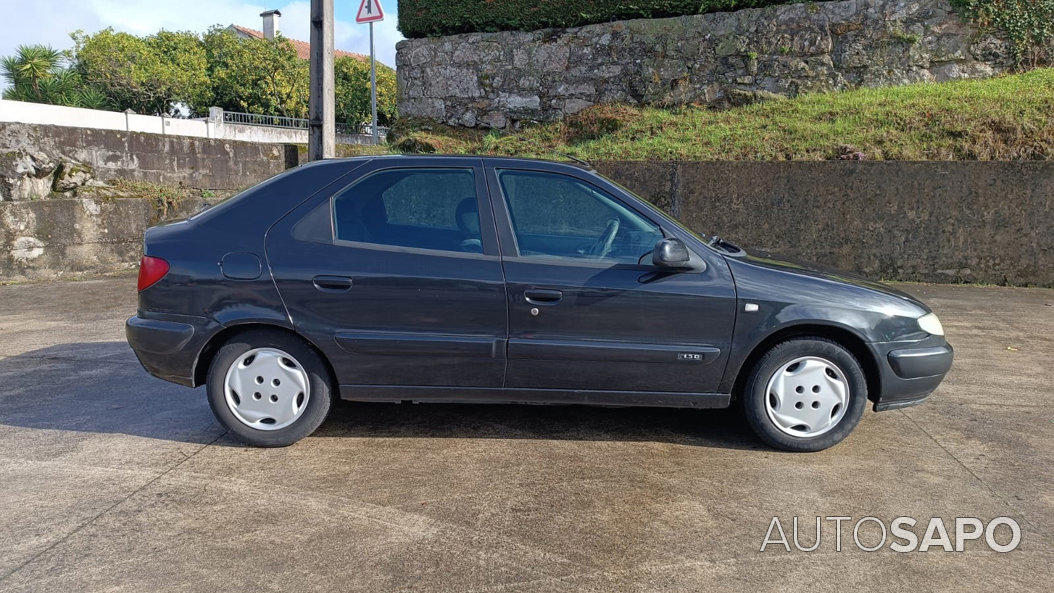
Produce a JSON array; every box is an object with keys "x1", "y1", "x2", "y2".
[{"x1": 137, "y1": 256, "x2": 170, "y2": 291}]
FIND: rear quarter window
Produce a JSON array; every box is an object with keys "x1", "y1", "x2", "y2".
[{"x1": 330, "y1": 168, "x2": 483, "y2": 254}]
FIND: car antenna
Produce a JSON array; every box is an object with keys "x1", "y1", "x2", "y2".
[
  {"x1": 502, "y1": 135, "x2": 593, "y2": 170},
  {"x1": 560, "y1": 152, "x2": 593, "y2": 170}
]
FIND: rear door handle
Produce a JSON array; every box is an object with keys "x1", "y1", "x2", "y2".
[
  {"x1": 524, "y1": 289, "x2": 563, "y2": 305},
  {"x1": 313, "y1": 275, "x2": 353, "y2": 292}
]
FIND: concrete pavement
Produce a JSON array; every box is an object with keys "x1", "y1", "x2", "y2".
[{"x1": 0, "y1": 276, "x2": 1050, "y2": 592}]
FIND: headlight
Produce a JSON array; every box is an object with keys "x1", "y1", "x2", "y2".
[{"x1": 917, "y1": 313, "x2": 944, "y2": 336}]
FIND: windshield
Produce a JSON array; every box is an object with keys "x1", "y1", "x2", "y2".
[{"x1": 600, "y1": 174, "x2": 711, "y2": 243}]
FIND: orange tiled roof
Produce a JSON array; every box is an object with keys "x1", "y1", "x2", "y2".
[{"x1": 230, "y1": 25, "x2": 368, "y2": 61}]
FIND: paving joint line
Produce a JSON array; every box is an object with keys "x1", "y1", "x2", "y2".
[
  {"x1": 896, "y1": 409, "x2": 1043, "y2": 534},
  {"x1": 0, "y1": 428, "x2": 229, "y2": 585}
]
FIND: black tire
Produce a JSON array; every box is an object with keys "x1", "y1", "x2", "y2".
[
  {"x1": 206, "y1": 329, "x2": 333, "y2": 447},
  {"x1": 741, "y1": 338, "x2": 867, "y2": 452}
]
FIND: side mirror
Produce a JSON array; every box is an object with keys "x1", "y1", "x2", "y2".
[{"x1": 652, "y1": 238, "x2": 692, "y2": 268}]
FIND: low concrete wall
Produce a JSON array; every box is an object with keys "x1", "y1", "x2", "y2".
[
  {"x1": 1, "y1": 160, "x2": 1050, "y2": 285},
  {"x1": 1, "y1": 196, "x2": 207, "y2": 281},
  {"x1": 596, "y1": 161, "x2": 1053, "y2": 286},
  {"x1": 1, "y1": 123, "x2": 291, "y2": 196}
]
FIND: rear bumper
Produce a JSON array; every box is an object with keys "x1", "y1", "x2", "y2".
[
  {"x1": 868, "y1": 337, "x2": 953, "y2": 411},
  {"x1": 126, "y1": 313, "x2": 219, "y2": 387}
]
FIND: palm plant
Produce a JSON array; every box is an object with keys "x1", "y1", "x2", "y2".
[
  {"x1": 2, "y1": 45, "x2": 64, "y2": 94},
  {"x1": 74, "y1": 86, "x2": 113, "y2": 110},
  {"x1": 1, "y1": 44, "x2": 111, "y2": 109}
]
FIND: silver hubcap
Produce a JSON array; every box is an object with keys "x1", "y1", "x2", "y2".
[
  {"x1": 224, "y1": 348, "x2": 310, "y2": 430},
  {"x1": 764, "y1": 356, "x2": 849, "y2": 438}
]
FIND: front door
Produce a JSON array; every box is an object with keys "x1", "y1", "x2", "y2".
[
  {"x1": 486, "y1": 165, "x2": 736, "y2": 395},
  {"x1": 267, "y1": 159, "x2": 508, "y2": 390}
]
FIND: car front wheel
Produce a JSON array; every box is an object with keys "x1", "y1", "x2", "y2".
[
  {"x1": 742, "y1": 338, "x2": 868, "y2": 452},
  {"x1": 206, "y1": 329, "x2": 333, "y2": 447}
]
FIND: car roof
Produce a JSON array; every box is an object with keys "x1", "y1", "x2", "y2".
[{"x1": 329, "y1": 154, "x2": 593, "y2": 171}]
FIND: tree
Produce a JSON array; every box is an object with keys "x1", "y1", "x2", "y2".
[
  {"x1": 334, "y1": 55, "x2": 397, "y2": 127},
  {"x1": 149, "y1": 30, "x2": 213, "y2": 112},
  {"x1": 202, "y1": 27, "x2": 308, "y2": 119},
  {"x1": 73, "y1": 29, "x2": 210, "y2": 115},
  {"x1": 1, "y1": 44, "x2": 109, "y2": 108},
  {"x1": 6, "y1": 29, "x2": 399, "y2": 127}
]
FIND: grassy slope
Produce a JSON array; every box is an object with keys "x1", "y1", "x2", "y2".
[{"x1": 391, "y1": 68, "x2": 1054, "y2": 161}]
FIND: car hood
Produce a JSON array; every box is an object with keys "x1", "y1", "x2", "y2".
[{"x1": 729, "y1": 249, "x2": 929, "y2": 311}]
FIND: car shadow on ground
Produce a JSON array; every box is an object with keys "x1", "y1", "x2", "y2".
[
  {"x1": 0, "y1": 342, "x2": 764, "y2": 451},
  {"x1": 321, "y1": 400, "x2": 763, "y2": 450}
]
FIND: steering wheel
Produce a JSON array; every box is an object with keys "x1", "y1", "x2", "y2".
[{"x1": 588, "y1": 218, "x2": 620, "y2": 259}]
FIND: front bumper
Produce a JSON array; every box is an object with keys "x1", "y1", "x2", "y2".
[
  {"x1": 868, "y1": 336, "x2": 953, "y2": 411},
  {"x1": 126, "y1": 313, "x2": 219, "y2": 387}
]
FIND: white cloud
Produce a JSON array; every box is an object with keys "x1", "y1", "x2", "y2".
[
  {"x1": 82, "y1": 0, "x2": 269, "y2": 36},
  {"x1": 1, "y1": 0, "x2": 103, "y2": 55},
  {"x1": 0, "y1": 0, "x2": 403, "y2": 87},
  {"x1": 279, "y1": 1, "x2": 401, "y2": 66}
]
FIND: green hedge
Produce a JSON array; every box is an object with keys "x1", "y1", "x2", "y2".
[{"x1": 397, "y1": 0, "x2": 801, "y2": 38}]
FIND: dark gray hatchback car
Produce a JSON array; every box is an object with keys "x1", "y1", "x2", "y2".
[{"x1": 127, "y1": 156, "x2": 952, "y2": 451}]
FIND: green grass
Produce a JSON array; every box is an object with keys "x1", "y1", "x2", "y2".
[{"x1": 389, "y1": 68, "x2": 1054, "y2": 161}]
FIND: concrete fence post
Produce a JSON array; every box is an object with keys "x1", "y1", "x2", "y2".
[
  {"x1": 124, "y1": 108, "x2": 134, "y2": 132},
  {"x1": 207, "y1": 107, "x2": 224, "y2": 140}
]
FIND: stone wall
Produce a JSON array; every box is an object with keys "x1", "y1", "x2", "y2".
[
  {"x1": 595, "y1": 161, "x2": 1052, "y2": 286},
  {"x1": 1, "y1": 123, "x2": 290, "y2": 200},
  {"x1": 396, "y1": 0, "x2": 1011, "y2": 128}
]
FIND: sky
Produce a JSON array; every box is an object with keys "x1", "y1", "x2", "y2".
[{"x1": 0, "y1": 0, "x2": 404, "y2": 83}]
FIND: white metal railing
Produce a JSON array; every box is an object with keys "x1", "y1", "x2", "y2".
[{"x1": 221, "y1": 109, "x2": 388, "y2": 137}]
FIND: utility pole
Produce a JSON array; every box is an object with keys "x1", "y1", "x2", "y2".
[{"x1": 308, "y1": 0, "x2": 335, "y2": 160}]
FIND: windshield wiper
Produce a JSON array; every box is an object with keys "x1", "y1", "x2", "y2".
[{"x1": 708, "y1": 236, "x2": 742, "y2": 254}]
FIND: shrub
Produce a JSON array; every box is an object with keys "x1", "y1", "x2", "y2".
[
  {"x1": 951, "y1": 0, "x2": 1054, "y2": 67},
  {"x1": 564, "y1": 105, "x2": 640, "y2": 143}
]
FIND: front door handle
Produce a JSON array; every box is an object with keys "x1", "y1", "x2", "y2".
[
  {"x1": 313, "y1": 275, "x2": 353, "y2": 292},
  {"x1": 525, "y1": 289, "x2": 563, "y2": 305}
]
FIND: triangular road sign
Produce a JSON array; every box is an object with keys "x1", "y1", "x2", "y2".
[{"x1": 356, "y1": 0, "x2": 384, "y2": 23}]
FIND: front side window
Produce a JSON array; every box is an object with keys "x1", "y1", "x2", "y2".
[
  {"x1": 333, "y1": 168, "x2": 483, "y2": 253},
  {"x1": 496, "y1": 169, "x2": 663, "y2": 263}
]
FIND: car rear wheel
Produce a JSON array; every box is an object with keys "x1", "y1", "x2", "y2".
[
  {"x1": 742, "y1": 338, "x2": 867, "y2": 452},
  {"x1": 206, "y1": 329, "x2": 333, "y2": 447}
]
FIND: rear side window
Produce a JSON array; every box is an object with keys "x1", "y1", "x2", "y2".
[{"x1": 332, "y1": 168, "x2": 483, "y2": 253}]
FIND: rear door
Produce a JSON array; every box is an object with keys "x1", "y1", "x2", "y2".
[
  {"x1": 485, "y1": 161, "x2": 736, "y2": 395},
  {"x1": 266, "y1": 158, "x2": 508, "y2": 391}
]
